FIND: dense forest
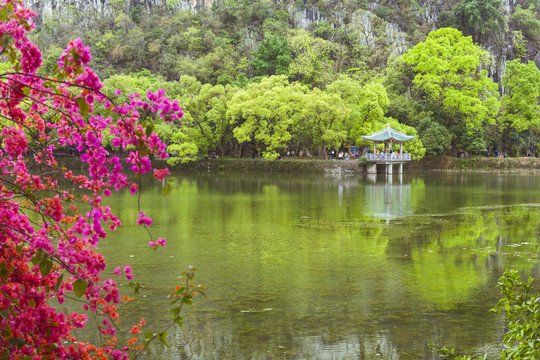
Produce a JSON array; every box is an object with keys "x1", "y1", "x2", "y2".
[{"x1": 26, "y1": 0, "x2": 540, "y2": 161}]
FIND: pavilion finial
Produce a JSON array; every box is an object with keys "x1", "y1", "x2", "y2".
[{"x1": 387, "y1": 123, "x2": 390, "y2": 128}]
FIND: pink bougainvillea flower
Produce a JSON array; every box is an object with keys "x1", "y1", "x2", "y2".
[
  {"x1": 136, "y1": 211, "x2": 152, "y2": 226},
  {"x1": 149, "y1": 238, "x2": 167, "y2": 248}
]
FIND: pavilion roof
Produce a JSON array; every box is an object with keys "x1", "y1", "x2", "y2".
[{"x1": 361, "y1": 124, "x2": 415, "y2": 143}]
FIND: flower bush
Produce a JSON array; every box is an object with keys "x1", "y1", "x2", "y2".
[{"x1": 0, "y1": 1, "x2": 185, "y2": 357}]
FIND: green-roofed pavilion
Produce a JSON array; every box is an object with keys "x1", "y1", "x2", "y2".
[
  {"x1": 361, "y1": 124, "x2": 416, "y2": 143},
  {"x1": 361, "y1": 124, "x2": 416, "y2": 175}
]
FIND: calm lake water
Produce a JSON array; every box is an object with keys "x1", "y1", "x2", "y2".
[{"x1": 98, "y1": 171, "x2": 540, "y2": 359}]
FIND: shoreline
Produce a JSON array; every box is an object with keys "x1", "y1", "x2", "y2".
[{"x1": 167, "y1": 156, "x2": 540, "y2": 174}]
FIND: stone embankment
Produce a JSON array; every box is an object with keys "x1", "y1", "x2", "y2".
[
  {"x1": 173, "y1": 158, "x2": 362, "y2": 174},
  {"x1": 171, "y1": 156, "x2": 540, "y2": 174},
  {"x1": 408, "y1": 156, "x2": 540, "y2": 172}
]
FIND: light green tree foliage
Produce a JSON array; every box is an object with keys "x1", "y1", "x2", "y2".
[
  {"x1": 296, "y1": 89, "x2": 350, "y2": 159},
  {"x1": 166, "y1": 129, "x2": 200, "y2": 165},
  {"x1": 177, "y1": 47, "x2": 240, "y2": 85},
  {"x1": 402, "y1": 28, "x2": 500, "y2": 132},
  {"x1": 324, "y1": 76, "x2": 365, "y2": 142},
  {"x1": 175, "y1": 75, "x2": 203, "y2": 100},
  {"x1": 163, "y1": 76, "x2": 208, "y2": 165},
  {"x1": 500, "y1": 60, "x2": 540, "y2": 132},
  {"x1": 287, "y1": 29, "x2": 338, "y2": 88},
  {"x1": 326, "y1": 78, "x2": 388, "y2": 142},
  {"x1": 102, "y1": 69, "x2": 161, "y2": 99},
  {"x1": 181, "y1": 83, "x2": 239, "y2": 157},
  {"x1": 228, "y1": 75, "x2": 307, "y2": 159}
]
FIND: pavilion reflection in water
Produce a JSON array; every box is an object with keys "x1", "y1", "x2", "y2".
[{"x1": 364, "y1": 174, "x2": 412, "y2": 223}]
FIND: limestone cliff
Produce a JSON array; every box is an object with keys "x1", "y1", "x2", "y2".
[{"x1": 25, "y1": 0, "x2": 540, "y2": 81}]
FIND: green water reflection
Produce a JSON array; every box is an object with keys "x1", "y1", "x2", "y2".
[{"x1": 99, "y1": 172, "x2": 540, "y2": 359}]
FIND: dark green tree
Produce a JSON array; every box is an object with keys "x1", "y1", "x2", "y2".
[
  {"x1": 251, "y1": 35, "x2": 293, "y2": 76},
  {"x1": 416, "y1": 115, "x2": 452, "y2": 157},
  {"x1": 453, "y1": 0, "x2": 505, "y2": 42}
]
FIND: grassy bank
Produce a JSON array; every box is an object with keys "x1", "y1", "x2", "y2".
[
  {"x1": 407, "y1": 156, "x2": 540, "y2": 172},
  {"x1": 165, "y1": 156, "x2": 540, "y2": 174}
]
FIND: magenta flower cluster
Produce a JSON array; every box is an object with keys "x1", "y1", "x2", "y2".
[{"x1": 0, "y1": 1, "x2": 183, "y2": 358}]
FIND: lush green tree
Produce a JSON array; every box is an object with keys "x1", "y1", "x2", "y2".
[
  {"x1": 181, "y1": 83, "x2": 239, "y2": 157},
  {"x1": 251, "y1": 35, "x2": 293, "y2": 76},
  {"x1": 402, "y1": 28, "x2": 500, "y2": 133},
  {"x1": 327, "y1": 79, "x2": 389, "y2": 143},
  {"x1": 510, "y1": 4, "x2": 540, "y2": 42},
  {"x1": 287, "y1": 29, "x2": 338, "y2": 88},
  {"x1": 296, "y1": 89, "x2": 350, "y2": 159},
  {"x1": 496, "y1": 60, "x2": 540, "y2": 155},
  {"x1": 261, "y1": 9, "x2": 290, "y2": 36},
  {"x1": 166, "y1": 128, "x2": 201, "y2": 165},
  {"x1": 177, "y1": 46, "x2": 241, "y2": 85},
  {"x1": 500, "y1": 60, "x2": 540, "y2": 132},
  {"x1": 416, "y1": 115, "x2": 452, "y2": 157},
  {"x1": 102, "y1": 69, "x2": 161, "y2": 100},
  {"x1": 228, "y1": 76, "x2": 307, "y2": 159},
  {"x1": 311, "y1": 21, "x2": 336, "y2": 40}
]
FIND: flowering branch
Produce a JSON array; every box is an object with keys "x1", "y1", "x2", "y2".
[{"x1": 0, "y1": 1, "x2": 188, "y2": 358}]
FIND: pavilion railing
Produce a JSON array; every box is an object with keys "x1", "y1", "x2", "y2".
[{"x1": 365, "y1": 153, "x2": 412, "y2": 161}]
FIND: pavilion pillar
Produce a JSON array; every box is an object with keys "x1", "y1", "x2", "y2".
[
  {"x1": 373, "y1": 142, "x2": 377, "y2": 154},
  {"x1": 367, "y1": 164, "x2": 377, "y2": 174},
  {"x1": 400, "y1": 143, "x2": 403, "y2": 153},
  {"x1": 387, "y1": 163, "x2": 393, "y2": 175},
  {"x1": 398, "y1": 163, "x2": 403, "y2": 174}
]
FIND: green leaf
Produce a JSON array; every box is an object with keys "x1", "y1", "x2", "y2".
[
  {"x1": 0, "y1": 6, "x2": 9, "y2": 21},
  {"x1": 175, "y1": 286, "x2": 186, "y2": 295},
  {"x1": 2, "y1": 324, "x2": 11, "y2": 337},
  {"x1": 0, "y1": 309, "x2": 8, "y2": 319},
  {"x1": 0, "y1": 263, "x2": 7, "y2": 278},
  {"x1": 8, "y1": 337, "x2": 24, "y2": 348},
  {"x1": 71, "y1": 48, "x2": 80, "y2": 65},
  {"x1": 158, "y1": 332, "x2": 168, "y2": 346},
  {"x1": 1, "y1": 348, "x2": 9, "y2": 360},
  {"x1": 145, "y1": 124, "x2": 155, "y2": 137},
  {"x1": 38, "y1": 256, "x2": 52, "y2": 277},
  {"x1": 73, "y1": 279, "x2": 88, "y2": 298},
  {"x1": 174, "y1": 316, "x2": 183, "y2": 328},
  {"x1": 75, "y1": 97, "x2": 90, "y2": 117},
  {"x1": 54, "y1": 274, "x2": 64, "y2": 292},
  {"x1": 31, "y1": 250, "x2": 43, "y2": 265},
  {"x1": 170, "y1": 307, "x2": 180, "y2": 317}
]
